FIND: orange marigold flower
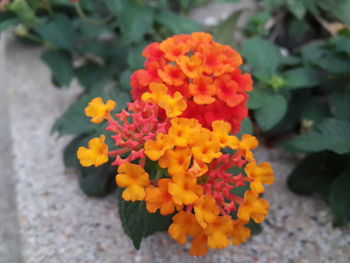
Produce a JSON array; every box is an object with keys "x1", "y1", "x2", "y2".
[
  {"x1": 230, "y1": 220, "x2": 251, "y2": 246},
  {"x1": 191, "y1": 128, "x2": 222, "y2": 163},
  {"x1": 168, "y1": 211, "x2": 202, "y2": 244},
  {"x1": 116, "y1": 162, "x2": 150, "y2": 202},
  {"x1": 237, "y1": 190, "x2": 269, "y2": 223},
  {"x1": 145, "y1": 178, "x2": 182, "y2": 215},
  {"x1": 158, "y1": 64, "x2": 186, "y2": 86},
  {"x1": 77, "y1": 135, "x2": 108, "y2": 167},
  {"x1": 194, "y1": 194, "x2": 220, "y2": 228},
  {"x1": 237, "y1": 134, "x2": 259, "y2": 161},
  {"x1": 84, "y1": 97, "x2": 116, "y2": 123},
  {"x1": 204, "y1": 215, "x2": 233, "y2": 249},
  {"x1": 245, "y1": 161, "x2": 274, "y2": 194},
  {"x1": 144, "y1": 133, "x2": 174, "y2": 161},
  {"x1": 211, "y1": 120, "x2": 239, "y2": 148},
  {"x1": 189, "y1": 75, "x2": 216, "y2": 105},
  {"x1": 159, "y1": 147, "x2": 192, "y2": 175},
  {"x1": 168, "y1": 173, "x2": 203, "y2": 205}
]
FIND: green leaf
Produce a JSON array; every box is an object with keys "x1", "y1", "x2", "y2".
[
  {"x1": 287, "y1": 0, "x2": 306, "y2": 19},
  {"x1": 331, "y1": 36, "x2": 350, "y2": 55},
  {"x1": 118, "y1": 6, "x2": 154, "y2": 43},
  {"x1": 105, "y1": 0, "x2": 127, "y2": 15},
  {"x1": 246, "y1": 220, "x2": 262, "y2": 235},
  {"x1": 41, "y1": 50, "x2": 74, "y2": 87},
  {"x1": 37, "y1": 14, "x2": 75, "y2": 50},
  {"x1": 63, "y1": 135, "x2": 86, "y2": 168},
  {"x1": 318, "y1": 54, "x2": 350, "y2": 74},
  {"x1": 283, "y1": 67, "x2": 321, "y2": 89},
  {"x1": 75, "y1": 62, "x2": 109, "y2": 91},
  {"x1": 213, "y1": 11, "x2": 241, "y2": 45},
  {"x1": 237, "y1": 118, "x2": 253, "y2": 137},
  {"x1": 286, "y1": 118, "x2": 350, "y2": 154},
  {"x1": 287, "y1": 151, "x2": 347, "y2": 197},
  {"x1": 329, "y1": 91, "x2": 350, "y2": 121},
  {"x1": 330, "y1": 168, "x2": 350, "y2": 226},
  {"x1": 300, "y1": 41, "x2": 326, "y2": 64},
  {"x1": 0, "y1": 12, "x2": 19, "y2": 32},
  {"x1": 127, "y1": 43, "x2": 147, "y2": 70},
  {"x1": 156, "y1": 12, "x2": 202, "y2": 35},
  {"x1": 242, "y1": 37, "x2": 280, "y2": 79},
  {"x1": 247, "y1": 89, "x2": 268, "y2": 110},
  {"x1": 255, "y1": 93, "x2": 287, "y2": 131},
  {"x1": 79, "y1": 161, "x2": 117, "y2": 197},
  {"x1": 301, "y1": 100, "x2": 329, "y2": 126},
  {"x1": 8, "y1": 0, "x2": 37, "y2": 22},
  {"x1": 118, "y1": 191, "x2": 173, "y2": 249}
]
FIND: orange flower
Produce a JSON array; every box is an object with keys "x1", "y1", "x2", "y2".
[
  {"x1": 168, "y1": 117, "x2": 200, "y2": 147},
  {"x1": 237, "y1": 134, "x2": 259, "y2": 161},
  {"x1": 204, "y1": 215, "x2": 233, "y2": 249},
  {"x1": 191, "y1": 128, "x2": 222, "y2": 163},
  {"x1": 158, "y1": 64, "x2": 186, "y2": 86},
  {"x1": 194, "y1": 194, "x2": 220, "y2": 228},
  {"x1": 245, "y1": 161, "x2": 274, "y2": 193},
  {"x1": 158, "y1": 92, "x2": 187, "y2": 118},
  {"x1": 144, "y1": 133, "x2": 174, "y2": 161},
  {"x1": 145, "y1": 178, "x2": 182, "y2": 215},
  {"x1": 84, "y1": 97, "x2": 116, "y2": 123},
  {"x1": 237, "y1": 190, "x2": 269, "y2": 223},
  {"x1": 211, "y1": 120, "x2": 239, "y2": 148},
  {"x1": 168, "y1": 211, "x2": 202, "y2": 244},
  {"x1": 189, "y1": 75, "x2": 216, "y2": 105},
  {"x1": 159, "y1": 147, "x2": 192, "y2": 175},
  {"x1": 214, "y1": 74, "x2": 245, "y2": 107},
  {"x1": 141, "y1": 82, "x2": 168, "y2": 104},
  {"x1": 190, "y1": 234, "x2": 208, "y2": 256},
  {"x1": 77, "y1": 135, "x2": 108, "y2": 167},
  {"x1": 176, "y1": 54, "x2": 203, "y2": 79},
  {"x1": 230, "y1": 220, "x2": 251, "y2": 246},
  {"x1": 187, "y1": 159, "x2": 208, "y2": 177},
  {"x1": 116, "y1": 162, "x2": 150, "y2": 202},
  {"x1": 168, "y1": 173, "x2": 203, "y2": 205},
  {"x1": 159, "y1": 37, "x2": 189, "y2": 61}
]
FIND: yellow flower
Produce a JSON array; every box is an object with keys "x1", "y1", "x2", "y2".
[
  {"x1": 189, "y1": 234, "x2": 208, "y2": 256},
  {"x1": 191, "y1": 128, "x2": 222, "y2": 163},
  {"x1": 168, "y1": 173, "x2": 203, "y2": 205},
  {"x1": 194, "y1": 194, "x2": 220, "y2": 228},
  {"x1": 237, "y1": 190, "x2": 269, "y2": 223},
  {"x1": 168, "y1": 211, "x2": 202, "y2": 244},
  {"x1": 77, "y1": 135, "x2": 108, "y2": 167},
  {"x1": 84, "y1": 97, "x2": 116, "y2": 123},
  {"x1": 168, "y1": 118, "x2": 200, "y2": 147},
  {"x1": 159, "y1": 147, "x2": 192, "y2": 175},
  {"x1": 237, "y1": 134, "x2": 258, "y2": 161},
  {"x1": 245, "y1": 161, "x2": 274, "y2": 193},
  {"x1": 144, "y1": 133, "x2": 174, "y2": 161},
  {"x1": 211, "y1": 120, "x2": 239, "y2": 148},
  {"x1": 141, "y1": 82, "x2": 168, "y2": 104},
  {"x1": 116, "y1": 162, "x2": 150, "y2": 202}
]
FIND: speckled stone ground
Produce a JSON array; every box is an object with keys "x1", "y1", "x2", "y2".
[{"x1": 3, "y1": 11, "x2": 350, "y2": 263}]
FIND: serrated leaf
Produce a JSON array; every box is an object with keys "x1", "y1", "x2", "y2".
[
  {"x1": 242, "y1": 37, "x2": 280, "y2": 79},
  {"x1": 37, "y1": 14, "x2": 75, "y2": 50},
  {"x1": 41, "y1": 49, "x2": 74, "y2": 87},
  {"x1": 287, "y1": 151, "x2": 347, "y2": 197},
  {"x1": 329, "y1": 92, "x2": 350, "y2": 121},
  {"x1": 156, "y1": 12, "x2": 202, "y2": 35},
  {"x1": 118, "y1": 191, "x2": 173, "y2": 249},
  {"x1": 255, "y1": 94, "x2": 287, "y2": 131},
  {"x1": 286, "y1": 118, "x2": 350, "y2": 154},
  {"x1": 330, "y1": 168, "x2": 350, "y2": 226},
  {"x1": 283, "y1": 67, "x2": 321, "y2": 89}
]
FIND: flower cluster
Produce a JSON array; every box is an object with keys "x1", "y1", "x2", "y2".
[{"x1": 77, "y1": 33, "x2": 274, "y2": 256}]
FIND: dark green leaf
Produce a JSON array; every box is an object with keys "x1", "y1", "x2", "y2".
[
  {"x1": 37, "y1": 14, "x2": 75, "y2": 50},
  {"x1": 247, "y1": 89, "x2": 268, "y2": 110},
  {"x1": 105, "y1": 0, "x2": 127, "y2": 15},
  {"x1": 300, "y1": 41, "x2": 326, "y2": 65},
  {"x1": 79, "y1": 161, "x2": 117, "y2": 197},
  {"x1": 237, "y1": 118, "x2": 253, "y2": 137},
  {"x1": 242, "y1": 37, "x2": 280, "y2": 79},
  {"x1": 332, "y1": 36, "x2": 350, "y2": 55},
  {"x1": 255, "y1": 93, "x2": 287, "y2": 131},
  {"x1": 247, "y1": 220, "x2": 262, "y2": 235},
  {"x1": 75, "y1": 63, "x2": 109, "y2": 91},
  {"x1": 329, "y1": 91, "x2": 350, "y2": 121},
  {"x1": 156, "y1": 12, "x2": 202, "y2": 35},
  {"x1": 283, "y1": 67, "x2": 321, "y2": 89},
  {"x1": 286, "y1": 118, "x2": 350, "y2": 154},
  {"x1": 0, "y1": 12, "x2": 19, "y2": 32},
  {"x1": 330, "y1": 168, "x2": 350, "y2": 226},
  {"x1": 287, "y1": 151, "x2": 347, "y2": 197},
  {"x1": 301, "y1": 100, "x2": 329, "y2": 126},
  {"x1": 287, "y1": 0, "x2": 306, "y2": 19},
  {"x1": 41, "y1": 50, "x2": 74, "y2": 87},
  {"x1": 8, "y1": 0, "x2": 37, "y2": 22},
  {"x1": 318, "y1": 54, "x2": 350, "y2": 74},
  {"x1": 118, "y1": 190, "x2": 173, "y2": 249},
  {"x1": 118, "y1": 6, "x2": 154, "y2": 43},
  {"x1": 127, "y1": 43, "x2": 147, "y2": 70}
]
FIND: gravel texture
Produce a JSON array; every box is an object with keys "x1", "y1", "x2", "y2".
[{"x1": 4, "y1": 22, "x2": 350, "y2": 263}]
